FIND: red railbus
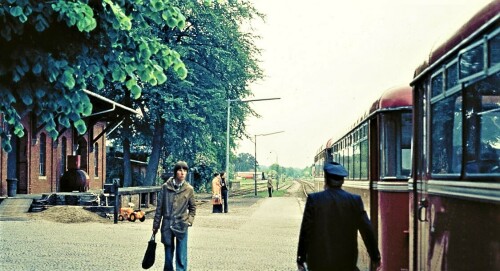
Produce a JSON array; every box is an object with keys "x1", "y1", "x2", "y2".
[
  {"x1": 410, "y1": 2, "x2": 500, "y2": 270},
  {"x1": 313, "y1": 85, "x2": 413, "y2": 270}
]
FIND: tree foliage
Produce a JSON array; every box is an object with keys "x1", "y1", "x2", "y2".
[
  {"x1": 234, "y1": 152, "x2": 256, "y2": 172},
  {"x1": 109, "y1": 0, "x2": 264, "y2": 187},
  {"x1": 0, "y1": 0, "x2": 187, "y2": 152},
  {"x1": 159, "y1": 0, "x2": 264, "y2": 169}
]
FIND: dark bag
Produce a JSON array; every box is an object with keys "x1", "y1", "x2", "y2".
[{"x1": 142, "y1": 234, "x2": 156, "y2": 269}]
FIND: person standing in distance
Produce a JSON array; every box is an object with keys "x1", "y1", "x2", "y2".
[
  {"x1": 267, "y1": 176, "x2": 273, "y2": 197},
  {"x1": 220, "y1": 171, "x2": 229, "y2": 213},
  {"x1": 153, "y1": 161, "x2": 196, "y2": 271},
  {"x1": 297, "y1": 162, "x2": 381, "y2": 271},
  {"x1": 211, "y1": 172, "x2": 223, "y2": 213}
]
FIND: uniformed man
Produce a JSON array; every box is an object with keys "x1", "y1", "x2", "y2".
[{"x1": 297, "y1": 162, "x2": 381, "y2": 271}]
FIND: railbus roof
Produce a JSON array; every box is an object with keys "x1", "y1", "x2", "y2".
[
  {"x1": 321, "y1": 85, "x2": 412, "y2": 154},
  {"x1": 412, "y1": 1, "x2": 500, "y2": 84}
]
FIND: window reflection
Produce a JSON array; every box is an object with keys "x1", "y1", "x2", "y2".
[
  {"x1": 489, "y1": 33, "x2": 500, "y2": 67},
  {"x1": 431, "y1": 71, "x2": 499, "y2": 177},
  {"x1": 431, "y1": 93, "x2": 462, "y2": 174},
  {"x1": 464, "y1": 73, "x2": 500, "y2": 175},
  {"x1": 460, "y1": 45, "x2": 484, "y2": 78}
]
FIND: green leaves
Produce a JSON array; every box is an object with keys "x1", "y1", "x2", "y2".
[
  {"x1": 61, "y1": 69, "x2": 76, "y2": 89},
  {"x1": 103, "y1": 0, "x2": 132, "y2": 31},
  {"x1": 52, "y1": 1, "x2": 97, "y2": 32},
  {"x1": 130, "y1": 84, "x2": 142, "y2": 99},
  {"x1": 32, "y1": 63, "x2": 42, "y2": 75},
  {"x1": 161, "y1": 7, "x2": 186, "y2": 29},
  {"x1": 9, "y1": 6, "x2": 23, "y2": 17},
  {"x1": 0, "y1": 0, "x2": 191, "y2": 152},
  {"x1": 74, "y1": 119, "x2": 87, "y2": 135}
]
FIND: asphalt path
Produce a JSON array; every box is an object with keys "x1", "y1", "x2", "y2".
[{"x1": 0, "y1": 185, "x2": 306, "y2": 271}]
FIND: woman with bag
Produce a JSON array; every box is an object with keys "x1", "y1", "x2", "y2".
[
  {"x1": 152, "y1": 161, "x2": 196, "y2": 271},
  {"x1": 211, "y1": 172, "x2": 223, "y2": 213}
]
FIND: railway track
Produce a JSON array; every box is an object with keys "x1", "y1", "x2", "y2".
[{"x1": 296, "y1": 179, "x2": 316, "y2": 198}]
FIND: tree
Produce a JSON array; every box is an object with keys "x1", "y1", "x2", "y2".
[
  {"x1": 0, "y1": 0, "x2": 187, "y2": 152},
  {"x1": 234, "y1": 152, "x2": 256, "y2": 172},
  {"x1": 109, "y1": 0, "x2": 264, "y2": 186}
]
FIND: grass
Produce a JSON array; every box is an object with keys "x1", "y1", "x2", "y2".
[
  {"x1": 240, "y1": 187, "x2": 288, "y2": 198},
  {"x1": 236, "y1": 178, "x2": 293, "y2": 198}
]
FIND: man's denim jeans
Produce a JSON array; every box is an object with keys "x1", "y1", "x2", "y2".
[{"x1": 164, "y1": 231, "x2": 188, "y2": 271}]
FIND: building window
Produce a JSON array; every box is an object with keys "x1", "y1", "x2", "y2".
[
  {"x1": 61, "y1": 137, "x2": 67, "y2": 173},
  {"x1": 39, "y1": 133, "x2": 46, "y2": 176},
  {"x1": 94, "y1": 143, "x2": 99, "y2": 177}
]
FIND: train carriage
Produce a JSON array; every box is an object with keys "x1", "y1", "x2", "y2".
[
  {"x1": 410, "y1": 2, "x2": 500, "y2": 270},
  {"x1": 313, "y1": 85, "x2": 413, "y2": 270}
]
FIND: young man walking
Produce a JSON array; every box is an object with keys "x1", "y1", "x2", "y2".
[{"x1": 153, "y1": 161, "x2": 196, "y2": 271}]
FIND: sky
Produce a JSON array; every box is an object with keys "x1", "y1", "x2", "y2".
[{"x1": 234, "y1": 0, "x2": 494, "y2": 169}]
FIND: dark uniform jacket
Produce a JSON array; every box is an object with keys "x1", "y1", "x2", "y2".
[
  {"x1": 153, "y1": 178, "x2": 196, "y2": 245},
  {"x1": 297, "y1": 187, "x2": 380, "y2": 271}
]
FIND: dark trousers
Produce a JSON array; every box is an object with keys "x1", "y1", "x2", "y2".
[
  {"x1": 268, "y1": 187, "x2": 272, "y2": 197},
  {"x1": 222, "y1": 190, "x2": 228, "y2": 213}
]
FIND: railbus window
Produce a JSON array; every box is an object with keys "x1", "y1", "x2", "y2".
[
  {"x1": 381, "y1": 112, "x2": 411, "y2": 178},
  {"x1": 428, "y1": 25, "x2": 500, "y2": 178},
  {"x1": 446, "y1": 61, "x2": 459, "y2": 90},
  {"x1": 353, "y1": 137, "x2": 360, "y2": 179},
  {"x1": 459, "y1": 42, "x2": 484, "y2": 80},
  {"x1": 401, "y1": 113, "x2": 412, "y2": 176},
  {"x1": 463, "y1": 73, "x2": 499, "y2": 176},
  {"x1": 431, "y1": 72, "x2": 444, "y2": 98},
  {"x1": 489, "y1": 32, "x2": 500, "y2": 67},
  {"x1": 360, "y1": 124, "x2": 369, "y2": 179},
  {"x1": 430, "y1": 92, "x2": 462, "y2": 175}
]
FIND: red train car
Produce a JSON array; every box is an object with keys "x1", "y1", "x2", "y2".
[
  {"x1": 410, "y1": 2, "x2": 500, "y2": 270},
  {"x1": 313, "y1": 85, "x2": 413, "y2": 270}
]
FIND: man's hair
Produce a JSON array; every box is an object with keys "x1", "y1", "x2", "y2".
[
  {"x1": 173, "y1": 161, "x2": 189, "y2": 173},
  {"x1": 213, "y1": 172, "x2": 220, "y2": 177},
  {"x1": 324, "y1": 173, "x2": 344, "y2": 187}
]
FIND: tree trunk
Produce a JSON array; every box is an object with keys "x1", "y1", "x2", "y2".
[
  {"x1": 144, "y1": 118, "x2": 165, "y2": 186},
  {"x1": 122, "y1": 137, "x2": 132, "y2": 187},
  {"x1": 122, "y1": 88, "x2": 133, "y2": 187}
]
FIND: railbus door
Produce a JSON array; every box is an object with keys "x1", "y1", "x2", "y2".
[{"x1": 410, "y1": 80, "x2": 428, "y2": 271}]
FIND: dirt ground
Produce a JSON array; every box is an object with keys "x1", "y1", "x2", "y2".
[
  {"x1": 27, "y1": 205, "x2": 112, "y2": 223},
  {"x1": 26, "y1": 198, "x2": 211, "y2": 224}
]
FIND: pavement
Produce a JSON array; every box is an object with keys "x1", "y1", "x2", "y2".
[
  {"x1": 0, "y1": 198, "x2": 33, "y2": 221},
  {"x1": 0, "y1": 184, "x2": 306, "y2": 271}
]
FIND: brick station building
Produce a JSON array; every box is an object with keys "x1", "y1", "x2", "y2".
[{"x1": 0, "y1": 90, "x2": 137, "y2": 196}]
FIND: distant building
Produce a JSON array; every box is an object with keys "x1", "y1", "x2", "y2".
[
  {"x1": 106, "y1": 147, "x2": 149, "y2": 186},
  {"x1": 236, "y1": 171, "x2": 264, "y2": 180},
  {"x1": 0, "y1": 90, "x2": 137, "y2": 196}
]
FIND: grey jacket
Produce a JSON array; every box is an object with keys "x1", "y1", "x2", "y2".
[{"x1": 153, "y1": 178, "x2": 196, "y2": 245}]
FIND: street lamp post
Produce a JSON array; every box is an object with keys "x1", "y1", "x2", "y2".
[
  {"x1": 269, "y1": 150, "x2": 279, "y2": 190},
  {"x1": 225, "y1": 97, "x2": 280, "y2": 189},
  {"x1": 254, "y1": 131, "x2": 284, "y2": 196}
]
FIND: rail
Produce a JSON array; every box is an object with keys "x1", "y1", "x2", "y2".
[{"x1": 297, "y1": 180, "x2": 316, "y2": 198}]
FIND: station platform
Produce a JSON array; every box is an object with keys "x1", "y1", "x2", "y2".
[{"x1": 0, "y1": 194, "x2": 306, "y2": 270}]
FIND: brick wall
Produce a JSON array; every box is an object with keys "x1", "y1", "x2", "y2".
[{"x1": 0, "y1": 116, "x2": 109, "y2": 196}]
